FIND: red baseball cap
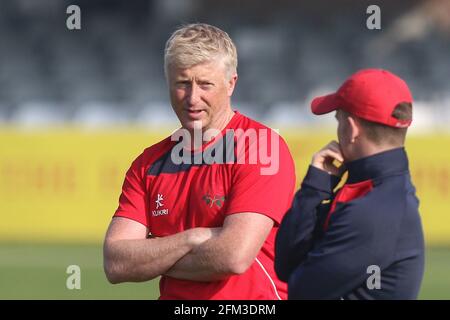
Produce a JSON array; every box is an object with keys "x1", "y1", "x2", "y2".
[{"x1": 311, "y1": 69, "x2": 413, "y2": 128}]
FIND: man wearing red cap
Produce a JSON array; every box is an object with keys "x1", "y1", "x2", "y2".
[{"x1": 275, "y1": 69, "x2": 425, "y2": 299}]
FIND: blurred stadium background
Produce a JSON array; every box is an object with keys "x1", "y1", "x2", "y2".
[{"x1": 1, "y1": 0, "x2": 450, "y2": 299}]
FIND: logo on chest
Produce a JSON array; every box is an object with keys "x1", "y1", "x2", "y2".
[
  {"x1": 202, "y1": 194, "x2": 226, "y2": 208},
  {"x1": 152, "y1": 193, "x2": 169, "y2": 216}
]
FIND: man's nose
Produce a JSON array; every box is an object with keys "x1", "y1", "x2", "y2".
[{"x1": 187, "y1": 84, "x2": 201, "y2": 105}]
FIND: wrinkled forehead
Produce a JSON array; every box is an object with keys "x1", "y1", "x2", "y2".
[
  {"x1": 168, "y1": 59, "x2": 229, "y2": 79},
  {"x1": 169, "y1": 54, "x2": 227, "y2": 69}
]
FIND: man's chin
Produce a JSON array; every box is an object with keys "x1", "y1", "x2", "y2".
[{"x1": 181, "y1": 120, "x2": 207, "y2": 132}]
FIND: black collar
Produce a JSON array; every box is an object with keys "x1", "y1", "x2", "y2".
[{"x1": 346, "y1": 147, "x2": 409, "y2": 184}]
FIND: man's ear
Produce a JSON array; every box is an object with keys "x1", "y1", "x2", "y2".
[
  {"x1": 227, "y1": 73, "x2": 238, "y2": 97},
  {"x1": 347, "y1": 115, "x2": 361, "y2": 143}
]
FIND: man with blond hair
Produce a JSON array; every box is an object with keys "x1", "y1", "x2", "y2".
[{"x1": 103, "y1": 23, "x2": 296, "y2": 300}]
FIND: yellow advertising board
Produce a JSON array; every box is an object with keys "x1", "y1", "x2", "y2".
[{"x1": 1, "y1": 128, "x2": 449, "y2": 245}]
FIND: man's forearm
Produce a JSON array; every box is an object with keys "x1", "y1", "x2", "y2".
[
  {"x1": 165, "y1": 213, "x2": 273, "y2": 282},
  {"x1": 104, "y1": 228, "x2": 208, "y2": 283},
  {"x1": 164, "y1": 235, "x2": 238, "y2": 281},
  {"x1": 165, "y1": 222, "x2": 262, "y2": 282}
]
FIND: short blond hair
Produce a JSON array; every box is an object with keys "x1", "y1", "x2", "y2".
[{"x1": 164, "y1": 23, "x2": 238, "y2": 79}]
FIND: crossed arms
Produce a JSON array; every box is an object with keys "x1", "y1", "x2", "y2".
[{"x1": 103, "y1": 213, "x2": 273, "y2": 283}]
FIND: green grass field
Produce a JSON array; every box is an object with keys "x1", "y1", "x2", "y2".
[
  {"x1": 0, "y1": 243, "x2": 448, "y2": 300},
  {"x1": 0, "y1": 243, "x2": 159, "y2": 300}
]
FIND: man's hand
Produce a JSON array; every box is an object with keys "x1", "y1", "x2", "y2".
[{"x1": 311, "y1": 141, "x2": 345, "y2": 176}]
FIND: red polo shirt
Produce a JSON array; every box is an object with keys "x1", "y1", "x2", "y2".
[{"x1": 114, "y1": 111, "x2": 296, "y2": 299}]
